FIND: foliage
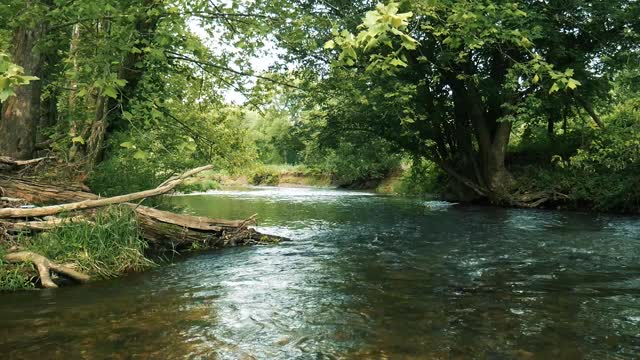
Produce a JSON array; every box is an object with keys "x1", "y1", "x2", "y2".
[
  {"x1": 0, "y1": 52, "x2": 38, "y2": 101},
  {"x1": 177, "y1": 179, "x2": 221, "y2": 193},
  {"x1": 248, "y1": 166, "x2": 281, "y2": 186},
  {"x1": 0, "y1": 207, "x2": 155, "y2": 290},
  {"x1": 513, "y1": 165, "x2": 640, "y2": 213},
  {"x1": 254, "y1": 0, "x2": 640, "y2": 201},
  {"x1": 571, "y1": 99, "x2": 640, "y2": 172},
  {"x1": 303, "y1": 136, "x2": 402, "y2": 185},
  {"x1": 87, "y1": 145, "x2": 165, "y2": 197},
  {"x1": 246, "y1": 108, "x2": 304, "y2": 165},
  {"x1": 393, "y1": 159, "x2": 447, "y2": 196}
]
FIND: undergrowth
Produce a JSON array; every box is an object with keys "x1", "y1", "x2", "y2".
[{"x1": 0, "y1": 206, "x2": 156, "y2": 291}]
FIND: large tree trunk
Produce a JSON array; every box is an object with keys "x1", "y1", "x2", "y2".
[
  {"x1": 0, "y1": 175, "x2": 95, "y2": 204},
  {"x1": 0, "y1": 9, "x2": 45, "y2": 160},
  {"x1": 484, "y1": 120, "x2": 513, "y2": 196}
]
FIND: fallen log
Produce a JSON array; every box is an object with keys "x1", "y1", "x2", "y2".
[
  {"x1": 132, "y1": 205, "x2": 284, "y2": 250},
  {"x1": 4, "y1": 251, "x2": 91, "y2": 288},
  {"x1": 0, "y1": 176, "x2": 97, "y2": 204},
  {"x1": 0, "y1": 165, "x2": 213, "y2": 218},
  {"x1": 1, "y1": 164, "x2": 287, "y2": 289}
]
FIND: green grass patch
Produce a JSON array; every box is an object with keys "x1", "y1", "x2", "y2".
[{"x1": 1, "y1": 206, "x2": 156, "y2": 291}]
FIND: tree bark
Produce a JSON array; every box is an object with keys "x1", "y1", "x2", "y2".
[
  {"x1": 0, "y1": 7, "x2": 45, "y2": 159},
  {"x1": 0, "y1": 175, "x2": 96, "y2": 204},
  {"x1": 133, "y1": 205, "x2": 284, "y2": 250},
  {"x1": 574, "y1": 95, "x2": 604, "y2": 128}
]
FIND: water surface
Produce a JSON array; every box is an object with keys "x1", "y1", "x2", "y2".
[{"x1": 1, "y1": 187, "x2": 639, "y2": 359}]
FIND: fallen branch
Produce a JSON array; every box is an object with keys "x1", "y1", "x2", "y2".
[
  {"x1": 4, "y1": 251, "x2": 91, "y2": 288},
  {"x1": 0, "y1": 156, "x2": 49, "y2": 169},
  {"x1": 0, "y1": 216, "x2": 90, "y2": 233},
  {"x1": 0, "y1": 165, "x2": 213, "y2": 218}
]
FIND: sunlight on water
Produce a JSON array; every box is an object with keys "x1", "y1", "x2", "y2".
[{"x1": 1, "y1": 187, "x2": 639, "y2": 359}]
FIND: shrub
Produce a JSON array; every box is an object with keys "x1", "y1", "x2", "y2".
[
  {"x1": 248, "y1": 166, "x2": 280, "y2": 186},
  {"x1": 177, "y1": 179, "x2": 222, "y2": 193}
]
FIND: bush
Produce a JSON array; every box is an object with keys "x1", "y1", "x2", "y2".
[
  {"x1": 248, "y1": 166, "x2": 280, "y2": 186},
  {"x1": 177, "y1": 179, "x2": 222, "y2": 193},
  {"x1": 512, "y1": 164, "x2": 640, "y2": 213},
  {"x1": 87, "y1": 152, "x2": 165, "y2": 197},
  {"x1": 394, "y1": 158, "x2": 448, "y2": 196},
  {"x1": 304, "y1": 139, "x2": 401, "y2": 186}
]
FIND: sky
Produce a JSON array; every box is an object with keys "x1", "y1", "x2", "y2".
[{"x1": 188, "y1": 18, "x2": 283, "y2": 104}]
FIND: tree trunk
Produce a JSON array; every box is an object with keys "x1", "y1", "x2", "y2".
[
  {"x1": 0, "y1": 175, "x2": 96, "y2": 204},
  {"x1": 0, "y1": 14, "x2": 45, "y2": 159},
  {"x1": 484, "y1": 120, "x2": 513, "y2": 196}
]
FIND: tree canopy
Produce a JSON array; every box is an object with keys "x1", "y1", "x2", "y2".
[{"x1": 1, "y1": 0, "x2": 639, "y2": 210}]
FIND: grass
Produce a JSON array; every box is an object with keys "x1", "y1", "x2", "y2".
[
  {"x1": 177, "y1": 179, "x2": 222, "y2": 193},
  {"x1": 0, "y1": 206, "x2": 156, "y2": 291}
]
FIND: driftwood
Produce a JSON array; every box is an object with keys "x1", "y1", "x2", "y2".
[
  {"x1": 0, "y1": 165, "x2": 213, "y2": 218},
  {"x1": 133, "y1": 205, "x2": 283, "y2": 250},
  {"x1": 1, "y1": 163, "x2": 286, "y2": 288},
  {"x1": 4, "y1": 251, "x2": 91, "y2": 288}
]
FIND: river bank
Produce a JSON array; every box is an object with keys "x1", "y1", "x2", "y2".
[
  {"x1": 0, "y1": 165, "x2": 284, "y2": 291},
  {"x1": 180, "y1": 164, "x2": 640, "y2": 215}
]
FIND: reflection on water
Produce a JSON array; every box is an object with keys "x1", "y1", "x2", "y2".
[{"x1": 1, "y1": 187, "x2": 640, "y2": 359}]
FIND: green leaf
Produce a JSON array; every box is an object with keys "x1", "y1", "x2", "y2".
[
  {"x1": 103, "y1": 86, "x2": 118, "y2": 99},
  {"x1": 323, "y1": 40, "x2": 335, "y2": 49},
  {"x1": 532, "y1": 74, "x2": 540, "y2": 84},
  {"x1": 71, "y1": 136, "x2": 85, "y2": 145},
  {"x1": 566, "y1": 78, "x2": 581, "y2": 90},
  {"x1": 120, "y1": 141, "x2": 135, "y2": 149},
  {"x1": 133, "y1": 150, "x2": 147, "y2": 160},
  {"x1": 389, "y1": 58, "x2": 408, "y2": 67},
  {"x1": 549, "y1": 83, "x2": 560, "y2": 94},
  {"x1": 0, "y1": 88, "x2": 15, "y2": 102}
]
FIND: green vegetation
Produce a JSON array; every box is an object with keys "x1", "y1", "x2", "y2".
[
  {"x1": 0, "y1": 0, "x2": 638, "y2": 213},
  {"x1": 1, "y1": 207, "x2": 154, "y2": 291},
  {"x1": 248, "y1": 165, "x2": 281, "y2": 186}
]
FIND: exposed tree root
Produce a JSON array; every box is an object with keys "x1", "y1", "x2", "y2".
[
  {"x1": 3, "y1": 251, "x2": 90, "y2": 288},
  {"x1": 506, "y1": 190, "x2": 571, "y2": 208}
]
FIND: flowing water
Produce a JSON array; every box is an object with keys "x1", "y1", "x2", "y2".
[{"x1": 1, "y1": 187, "x2": 640, "y2": 359}]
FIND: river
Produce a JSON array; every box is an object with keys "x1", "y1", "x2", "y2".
[{"x1": 1, "y1": 187, "x2": 639, "y2": 359}]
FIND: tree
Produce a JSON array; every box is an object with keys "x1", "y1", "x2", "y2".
[
  {"x1": 0, "y1": 0, "x2": 48, "y2": 159},
  {"x1": 257, "y1": 0, "x2": 640, "y2": 203}
]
